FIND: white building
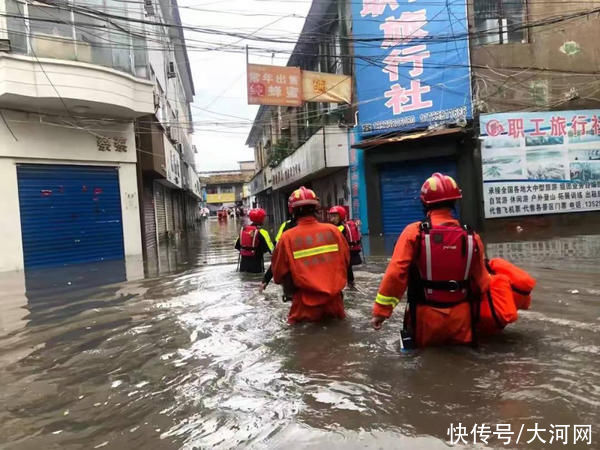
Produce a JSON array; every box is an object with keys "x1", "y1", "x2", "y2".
[{"x1": 0, "y1": 0, "x2": 197, "y2": 272}]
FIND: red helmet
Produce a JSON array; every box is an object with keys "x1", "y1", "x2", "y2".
[
  {"x1": 287, "y1": 193, "x2": 295, "y2": 214},
  {"x1": 248, "y1": 208, "x2": 266, "y2": 224},
  {"x1": 288, "y1": 186, "x2": 319, "y2": 210},
  {"x1": 420, "y1": 172, "x2": 462, "y2": 205},
  {"x1": 328, "y1": 205, "x2": 347, "y2": 221}
]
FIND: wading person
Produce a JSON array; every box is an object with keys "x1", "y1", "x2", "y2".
[
  {"x1": 371, "y1": 173, "x2": 490, "y2": 348},
  {"x1": 260, "y1": 196, "x2": 297, "y2": 293},
  {"x1": 234, "y1": 208, "x2": 274, "y2": 273},
  {"x1": 328, "y1": 206, "x2": 362, "y2": 288},
  {"x1": 271, "y1": 187, "x2": 350, "y2": 324}
]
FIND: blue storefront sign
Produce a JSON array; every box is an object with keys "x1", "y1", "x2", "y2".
[{"x1": 352, "y1": 0, "x2": 472, "y2": 137}]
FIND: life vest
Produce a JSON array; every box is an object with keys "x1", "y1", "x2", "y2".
[
  {"x1": 343, "y1": 220, "x2": 362, "y2": 252},
  {"x1": 486, "y1": 258, "x2": 536, "y2": 310},
  {"x1": 239, "y1": 225, "x2": 260, "y2": 257},
  {"x1": 415, "y1": 221, "x2": 475, "y2": 306},
  {"x1": 478, "y1": 273, "x2": 518, "y2": 335}
]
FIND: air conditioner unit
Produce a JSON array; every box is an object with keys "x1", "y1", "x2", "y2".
[
  {"x1": 0, "y1": 39, "x2": 10, "y2": 52},
  {"x1": 167, "y1": 62, "x2": 176, "y2": 78},
  {"x1": 144, "y1": 0, "x2": 155, "y2": 16},
  {"x1": 153, "y1": 92, "x2": 160, "y2": 110}
]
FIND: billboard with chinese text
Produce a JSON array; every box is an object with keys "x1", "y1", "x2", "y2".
[
  {"x1": 302, "y1": 71, "x2": 351, "y2": 103},
  {"x1": 352, "y1": 0, "x2": 472, "y2": 137},
  {"x1": 247, "y1": 64, "x2": 302, "y2": 107},
  {"x1": 480, "y1": 110, "x2": 600, "y2": 219}
]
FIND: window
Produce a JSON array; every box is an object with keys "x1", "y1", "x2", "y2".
[
  {"x1": 220, "y1": 186, "x2": 233, "y2": 193},
  {"x1": 207, "y1": 187, "x2": 218, "y2": 194},
  {"x1": 6, "y1": 0, "x2": 27, "y2": 54},
  {"x1": 5, "y1": 0, "x2": 147, "y2": 77},
  {"x1": 474, "y1": 0, "x2": 527, "y2": 45}
]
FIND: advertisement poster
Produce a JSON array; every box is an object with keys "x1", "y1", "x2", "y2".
[
  {"x1": 480, "y1": 110, "x2": 600, "y2": 218},
  {"x1": 352, "y1": 0, "x2": 472, "y2": 137}
]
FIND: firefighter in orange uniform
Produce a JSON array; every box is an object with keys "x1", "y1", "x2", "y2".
[
  {"x1": 235, "y1": 208, "x2": 274, "y2": 273},
  {"x1": 271, "y1": 187, "x2": 350, "y2": 324},
  {"x1": 328, "y1": 206, "x2": 362, "y2": 287},
  {"x1": 371, "y1": 173, "x2": 490, "y2": 348}
]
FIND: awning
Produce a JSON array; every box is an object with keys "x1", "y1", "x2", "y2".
[{"x1": 352, "y1": 127, "x2": 466, "y2": 149}]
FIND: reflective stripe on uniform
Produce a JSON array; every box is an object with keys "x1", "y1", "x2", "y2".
[
  {"x1": 259, "y1": 228, "x2": 274, "y2": 252},
  {"x1": 337, "y1": 225, "x2": 345, "y2": 232},
  {"x1": 463, "y1": 234, "x2": 474, "y2": 280},
  {"x1": 275, "y1": 220, "x2": 289, "y2": 242},
  {"x1": 292, "y1": 243, "x2": 339, "y2": 260},
  {"x1": 375, "y1": 293, "x2": 400, "y2": 307}
]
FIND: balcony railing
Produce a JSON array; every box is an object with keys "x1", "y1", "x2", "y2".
[{"x1": 5, "y1": 0, "x2": 149, "y2": 78}]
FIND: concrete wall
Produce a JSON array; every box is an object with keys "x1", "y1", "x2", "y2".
[
  {"x1": 470, "y1": 1, "x2": 600, "y2": 114},
  {"x1": 0, "y1": 110, "x2": 142, "y2": 272},
  {"x1": 0, "y1": 54, "x2": 153, "y2": 117}
]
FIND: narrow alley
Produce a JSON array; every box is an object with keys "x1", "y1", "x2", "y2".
[{"x1": 0, "y1": 218, "x2": 598, "y2": 449}]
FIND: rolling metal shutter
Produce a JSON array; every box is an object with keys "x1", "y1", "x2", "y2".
[
  {"x1": 154, "y1": 181, "x2": 167, "y2": 242},
  {"x1": 380, "y1": 159, "x2": 458, "y2": 235},
  {"x1": 142, "y1": 178, "x2": 156, "y2": 251},
  {"x1": 17, "y1": 164, "x2": 124, "y2": 268},
  {"x1": 165, "y1": 188, "x2": 174, "y2": 234},
  {"x1": 172, "y1": 191, "x2": 181, "y2": 234}
]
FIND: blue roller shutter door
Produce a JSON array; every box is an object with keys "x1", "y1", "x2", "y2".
[
  {"x1": 380, "y1": 159, "x2": 458, "y2": 235},
  {"x1": 17, "y1": 164, "x2": 125, "y2": 268}
]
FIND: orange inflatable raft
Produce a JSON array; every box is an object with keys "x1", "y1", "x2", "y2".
[
  {"x1": 478, "y1": 273, "x2": 518, "y2": 335},
  {"x1": 487, "y1": 258, "x2": 537, "y2": 310}
]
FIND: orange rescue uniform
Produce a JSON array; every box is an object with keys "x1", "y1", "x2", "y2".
[
  {"x1": 272, "y1": 216, "x2": 350, "y2": 324},
  {"x1": 373, "y1": 209, "x2": 491, "y2": 347}
]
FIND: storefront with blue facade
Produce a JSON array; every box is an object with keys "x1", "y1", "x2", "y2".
[{"x1": 351, "y1": 0, "x2": 480, "y2": 234}]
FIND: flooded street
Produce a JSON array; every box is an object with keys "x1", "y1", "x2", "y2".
[{"x1": 1, "y1": 218, "x2": 599, "y2": 449}]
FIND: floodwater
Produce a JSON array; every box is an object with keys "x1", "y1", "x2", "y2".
[{"x1": 1, "y1": 217, "x2": 598, "y2": 449}]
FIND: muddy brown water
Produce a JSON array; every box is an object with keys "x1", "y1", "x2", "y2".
[{"x1": 0, "y1": 218, "x2": 598, "y2": 449}]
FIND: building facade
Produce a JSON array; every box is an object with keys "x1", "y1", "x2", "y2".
[
  {"x1": 135, "y1": 0, "x2": 200, "y2": 254},
  {"x1": 0, "y1": 0, "x2": 199, "y2": 272},
  {"x1": 201, "y1": 164, "x2": 252, "y2": 214},
  {"x1": 470, "y1": 0, "x2": 600, "y2": 228},
  {"x1": 244, "y1": 0, "x2": 600, "y2": 237},
  {"x1": 246, "y1": 0, "x2": 354, "y2": 227}
]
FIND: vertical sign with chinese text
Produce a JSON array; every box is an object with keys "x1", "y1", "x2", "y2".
[
  {"x1": 352, "y1": 0, "x2": 472, "y2": 137},
  {"x1": 481, "y1": 110, "x2": 600, "y2": 218},
  {"x1": 247, "y1": 64, "x2": 302, "y2": 107}
]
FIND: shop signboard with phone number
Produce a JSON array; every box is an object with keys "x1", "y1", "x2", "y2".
[{"x1": 480, "y1": 110, "x2": 600, "y2": 218}]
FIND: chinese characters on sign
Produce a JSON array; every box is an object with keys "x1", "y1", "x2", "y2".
[
  {"x1": 247, "y1": 64, "x2": 302, "y2": 107},
  {"x1": 272, "y1": 163, "x2": 302, "y2": 187},
  {"x1": 96, "y1": 136, "x2": 128, "y2": 152},
  {"x1": 447, "y1": 423, "x2": 592, "y2": 446},
  {"x1": 481, "y1": 110, "x2": 600, "y2": 218},
  {"x1": 353, "y1": 0, "x2": 471, "y2": 136},
  {"x1": 301, "y1": 70, "x2": 352, "y2": 104}
]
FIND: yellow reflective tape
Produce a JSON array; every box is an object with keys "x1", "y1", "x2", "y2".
[
  {"x1": 337, "y1": 225, "x2": 345, "y2": 232},
  {"x1": 375, "y1": 293, "x2": 401, "y2": 307},
  {"x1": 293, "y1": 244, "x2": 339, "y2": 260},
  {"x1": 447, "y1": 176, "x2": 457, "y2": 188},
  {"x1": 259, "y1": 228, "x2": 274, "y2": 252},
  {"x1": 275, "y1": 221, "x2": 288, "y2": 242}
]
